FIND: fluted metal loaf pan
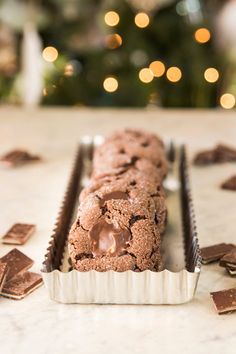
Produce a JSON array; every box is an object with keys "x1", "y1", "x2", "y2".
[{"x1": 42, "y1": 138, "x2": 201, "y2": 304}]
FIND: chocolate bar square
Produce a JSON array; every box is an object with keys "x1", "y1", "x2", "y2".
[
  {"x1": 0, "y1": 262, "x2": 8, "y2": 292},
  {"x1": 201, "y1": 243, "x2": 235, "y2": 264},
  {"x1": 2, "y1": 223, "x2": 36, "y2": 245},
  {"x1": 1, "y1": 272, "x2": 43, "y2": 300},
  {"x1": 0, "y1": 248, "x2": 34, "y2": 282},
  {"x1": 210, "y1": 288, "x2": 236, "y2": 314},
  {"x1": 220, "y1": 248, "x2": 236, "y2": 270}
]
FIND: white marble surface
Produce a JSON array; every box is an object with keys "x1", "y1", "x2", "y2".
[{"x1": 0, "y1": 107, "x2": 236, "y2": 354}]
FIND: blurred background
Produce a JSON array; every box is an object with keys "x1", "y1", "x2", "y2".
[{"x1": 0, "y1": 0, "x2": 236, "y2": 109}]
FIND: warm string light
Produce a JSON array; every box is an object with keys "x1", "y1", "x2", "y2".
[
  {"x1": 42, "y1": 46, "x2": 58, "y2": 62},
  {"x1": 62, "y1": 9, "x2": 219, "y2": 105},
  {"x1": 104, "y1": 11, "x2": 120, "y2": 26},
  {"x1": 220, "y1": 93, "x2": 235, "y2": 109},
  {"x1": 149, "y1": 61, "x2": 165, "y2": 77},
  {"x1": 166, "y1": 67, "x2": 182, "y2": 82},
  {"x1": 204, "y1": 68, "x2": 219, "y2": 83},
  {"x1": 105, "y1": 34, "x2": 122, "y2": 49},
  {"x1": 139, "y1": 68, "x2": 154, "y2": 83},
  {"x1": 194, "y1": 28, "x2": 211, "y2": 44},
  {"x1": 103, "y1": 77, "x2": 119, "y2": 92},
  {"x1": 134, "y1": 12, "x2": 150, "y2": 28}
]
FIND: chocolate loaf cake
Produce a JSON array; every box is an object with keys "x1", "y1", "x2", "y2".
[{"x1": 68, "y1": 129, "x2": 168, "y2": 272}]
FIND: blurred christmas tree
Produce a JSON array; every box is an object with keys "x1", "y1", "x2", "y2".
[
  {"x1": 0, "y1": 24, "x2": 17, "y2": 102},
  {"x1": 40, "y1": 0, "x2": 222, "y2": 107},
  {"x1": 0, "y1": 0, "x2": 234, "y2": 108}
]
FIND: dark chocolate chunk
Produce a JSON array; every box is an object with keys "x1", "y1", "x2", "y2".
[
  {"x1": 2, "y1": 223, "x2": 36, "y2": 245},
  {"x1": 220, "y1": 248, "x2": 236, "y2": 270},
  {"x1": 210, "y1": 288, "x2": 236, "y2": 314},
  {"x1": 0, "y1": 262, "x2": 8, "y2": 292},
  {"x1": 0, "y1": 248, "x2": 34, "y2": 281},
  {"x1": 0, "y1": 149, "x2": 41, "y2": 167},
  {"x1": 1, "y1": 271, "x2": 43, "y2": 300},
  {"x1": 201, "y1": 243, "x2": 235, "y2": 264},
  {"x1": 100, "y1": 191, "x2": 129, "y2": 203},
  {"x1": 221, "y1": 175, "x2": 236, "y2": 191}
]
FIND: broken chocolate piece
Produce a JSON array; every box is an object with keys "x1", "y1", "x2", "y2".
[
  {"x1": 2, "y1": 223, "x2": 36, "y2": 245},
  {"x1": 201, "y1": 243, "x2": 235, "y2": 264},
  {"x1": 194, "y1": 149, "x2": 216, "y2": 165},
  {"x1": 194, "y1": 143, "x2": 236, "y2": 166},
  {"x1": 221, "y1": 175, "x2": 236, "y2": 191},
  {"x1": 216, "y1": 144, "x2": 236, "y2": 162},
  {"x1": 210, "y1": 287, "x2": 236, "y2": 314},
  {"x1": 0, "y1": 262, "x2": 8, "y2": 292},
  {"x1": 1, "y1": 271, "x2": 43, "y2": 300},
  {"x1": 0, "y1": 149, "x2": 41, "y2": 167},
  {"x1": 220, "y1": 248, "x2": 236, "y2": 270},
  {"x1": 0, "y1": 248, "x2": 34, "y2": 281}
]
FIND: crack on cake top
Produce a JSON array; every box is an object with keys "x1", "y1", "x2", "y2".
[{"x1": 129, "y1": 215, "x2": 146, "y2": 227}]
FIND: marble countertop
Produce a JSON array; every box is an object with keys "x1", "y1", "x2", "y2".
[{"x1": 0, "y1": 107, "x2": 236, "y2": 354}]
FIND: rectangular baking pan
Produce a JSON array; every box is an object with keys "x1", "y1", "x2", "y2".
[{"x1": 42, "y1": 137, "x2": 201, "y2": 304}]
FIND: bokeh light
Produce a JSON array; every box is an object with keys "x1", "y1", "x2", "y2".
[
  {"x1": 42, "y1": 46, "x2": 58, "y2": 62},
  {"x1": 204, "y1": 68, "x2": 219, "y2": 83},
  {"x1": 64, "y1": 64, "x2": 74, "y2": 77},
  {"x1": 134, "y1": 12, "x2": 150, "y2": 28},
  {"x1": 130, "y1": 50, "x2": 148, "y2": 67},
  {"x1": 176, "y1": 1, "x2": 188, "y2": 16},
  {"x1": 104, "y1": 11, "x2": 120, "y2": 26},
  {"x1": 43, "y1": 88, "x2": 48, "y2": 96},
  {"x1": 194, "y1": 28, "x2": 211, "y2": 43},
  {"x1": 105, "y1": 34, "x2": 122, "y2": 49},
  {"x1": 149, "y1": 61, "x2": 165, "y2": 77},
  {"x1": 220, "y1": 93, "x2": 235, "y2": 109},
  {"x1": 166, "y1": 67, "x2": 182, "y2": 82},
  {"x1": 103, "y1": 77, "x2": 119, "y2": 92},
  {"x1": 139, "y1": 68, "x2": 154, "y2": 83}
]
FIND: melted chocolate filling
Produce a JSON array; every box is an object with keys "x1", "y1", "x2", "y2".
[{"x1": 89, "y1": 219, "x2": 131, "y2": 257}]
